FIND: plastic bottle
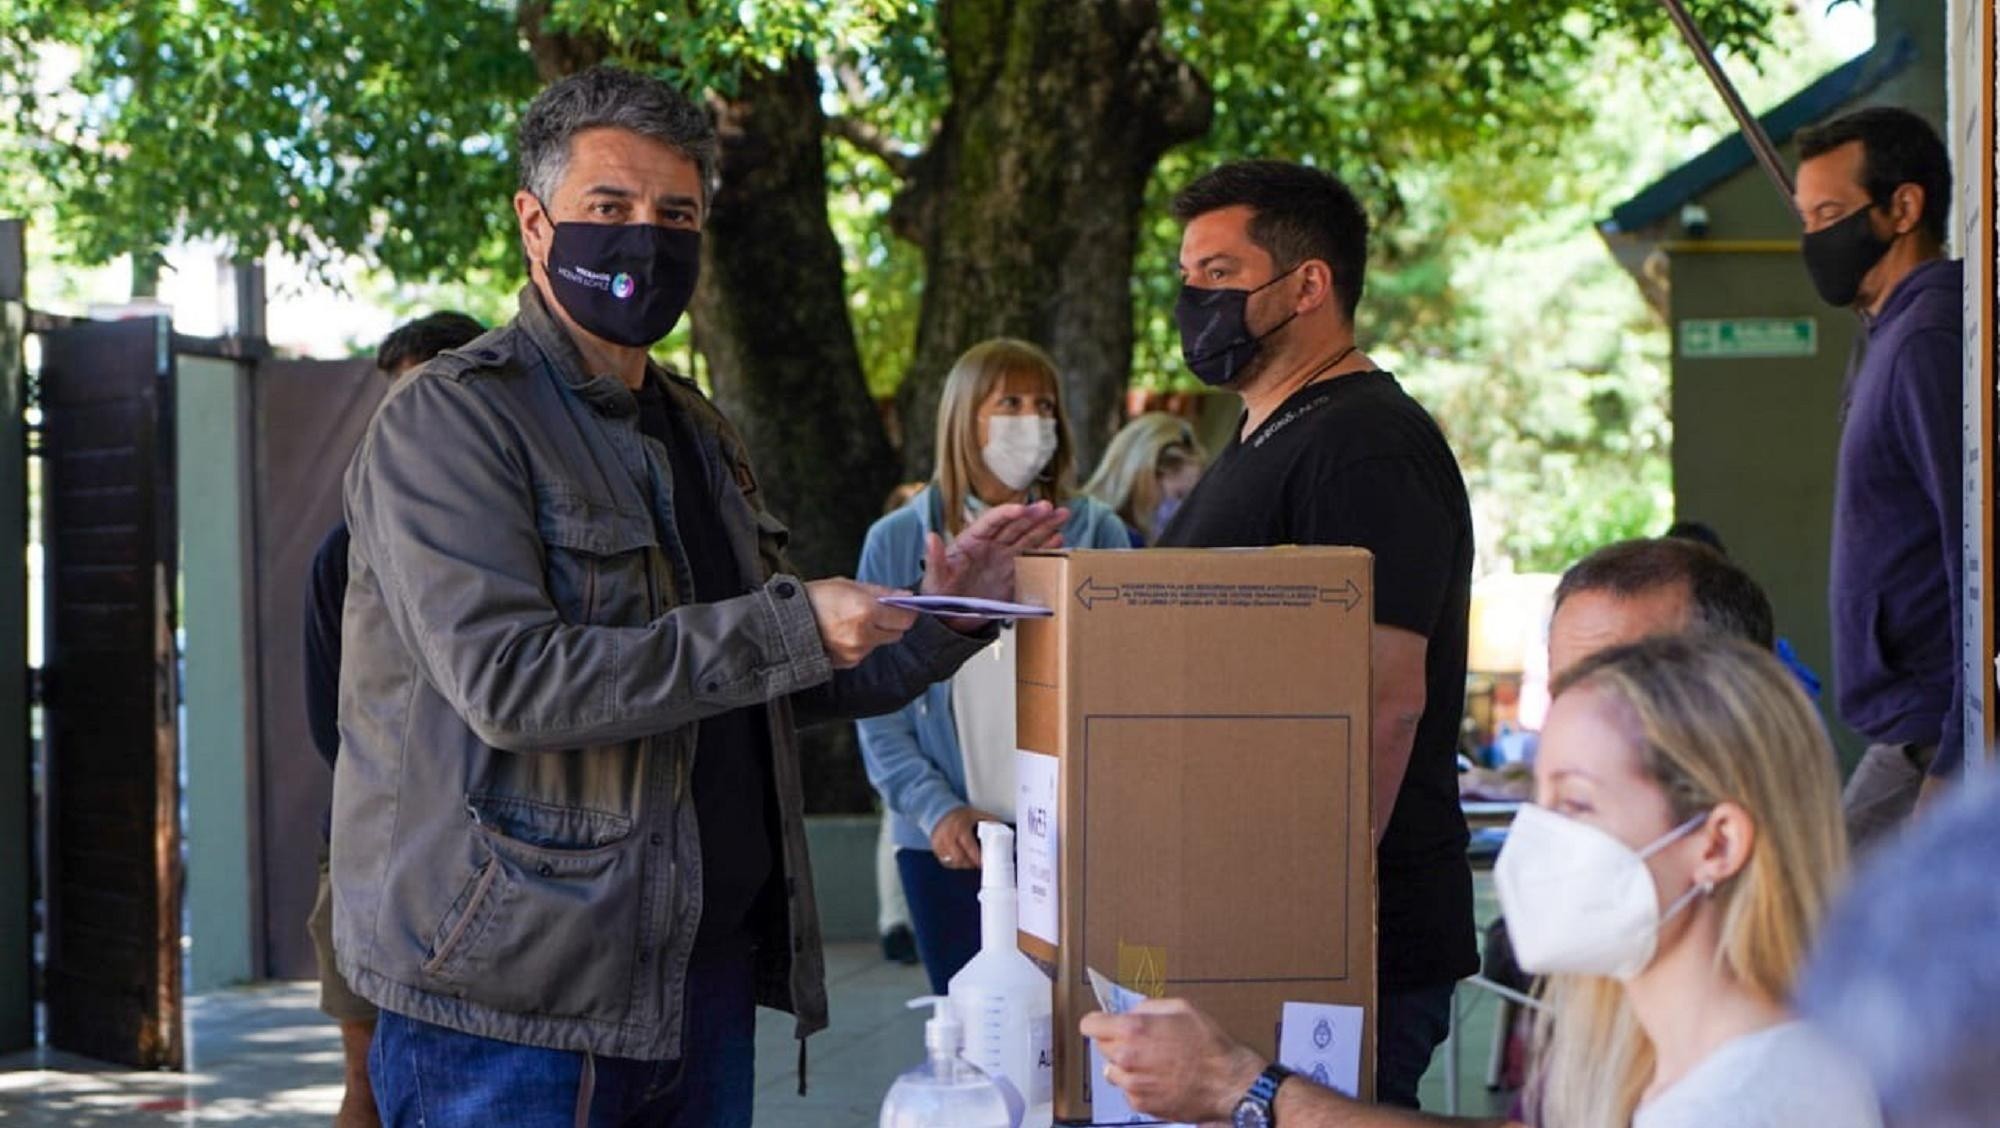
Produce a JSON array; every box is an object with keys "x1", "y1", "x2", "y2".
[
  {"x1": 880, "y1": 996, "x2": 1017, "y2": 1128},
  {"x1": 947, "y1": 821, "x2": 1055, "y2": 1128}
]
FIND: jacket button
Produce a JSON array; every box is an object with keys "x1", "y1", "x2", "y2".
[
  {"x1": 537, "y1": 863, "x2": 553, "y2": 877},
  {"x1": 650, "y1": 833, "x2": 664, "y2": 846},
  {"x1": 774, "y1": 581, "x2": 797, "y2": 599},
  {"x1": 703, "y1": 679, "x2": 721, "y2": 693}
]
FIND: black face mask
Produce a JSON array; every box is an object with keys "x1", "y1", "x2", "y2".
[
  {"x1": 540, "y1": 210, "x2": 701, "y2": 347},
  {"x1": 1801, "y1": 205, "x2": 1892, "y2": 308},
  {"x1": 1174, "y1": 265, "x2": 1302, "y2": 387}
]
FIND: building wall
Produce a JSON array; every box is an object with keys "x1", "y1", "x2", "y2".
[
  {"x1": 1667, "y1": 249, "x2": 1863, "y2": 762},
  {"x1": 179, "y1": 355, "x2": 256, "y2": 991}
]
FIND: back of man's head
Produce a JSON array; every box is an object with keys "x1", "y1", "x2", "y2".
[
  {"x1": 1554, "y1": 537, "x2": 1775, "y2": 650},
  {"x1": 1798, "y1": 776, "x2": 2000, "y2": 1127},
  {"x1": 1796, "y1": 106, "x2": 1952, "y2": 246},
  {"x1": 375, "y1": 311, "x2": 485, "y2": 378},
  {"x1": 1170, "y1": 160, "x2": 1370, "y2": 322}
]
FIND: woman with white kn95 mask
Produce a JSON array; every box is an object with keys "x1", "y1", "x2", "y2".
[
  {"x1": 1502, "y1": 633, "x2": 1881, "y2": 1128},
  {"x1": 855, "y1": 338, "x2": 1130, "y2": 994}
]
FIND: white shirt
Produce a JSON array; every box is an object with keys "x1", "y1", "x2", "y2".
[
  {"x1": 951, "y1": 628, "x2": 1017, "y2": 820},
  {"x1": 1633, "y1": 1021, "x2": 1882, "y2": 1128}
]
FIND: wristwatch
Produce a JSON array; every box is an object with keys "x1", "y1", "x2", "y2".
[{"x1": 1231, "y1": 1063, "x2": 1295, "y2": 1128}]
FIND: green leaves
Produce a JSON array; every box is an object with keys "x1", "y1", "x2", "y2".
[{"x1": 2, "y1": 0, "x2": 537, "y2": 279}]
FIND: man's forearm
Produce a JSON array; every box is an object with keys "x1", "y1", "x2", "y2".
[{"x1": 1274, "y1": 1078, "x2": 1511, "y2": 1128}]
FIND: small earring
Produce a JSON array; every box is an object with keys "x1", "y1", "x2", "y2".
[{"x1": 1698, "y1": 879, "x2": 1716, "y2": 896}]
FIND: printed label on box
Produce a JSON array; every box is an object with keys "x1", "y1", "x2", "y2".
[
  {"x1": 1015, "y1": 749, "x2": 1061, "y2": 944},
  {"x1": 1277, "y1": 1001, "x2": 1364, "y2": 1098}
]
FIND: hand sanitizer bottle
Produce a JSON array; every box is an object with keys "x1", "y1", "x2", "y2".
[
  {"x1": 947, "y1": 822, "x2": 1055, "y2": 1128},
  {"x1": 880, "y1": 996, "x2": 1016, "y2": 1128}
]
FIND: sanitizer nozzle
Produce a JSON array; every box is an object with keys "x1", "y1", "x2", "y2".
[
  {"x1": 908, "y1": 995, "x2": 962, "y2": 1063},
  {"x1": 979, "y1": 821, "x2": 1016, "y2": 891}
]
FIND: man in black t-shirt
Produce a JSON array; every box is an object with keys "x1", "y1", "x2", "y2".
[{"x1": 1140, "y1": 160, "x2": 1477, "y2": 1112}]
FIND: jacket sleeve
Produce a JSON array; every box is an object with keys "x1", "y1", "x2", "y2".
[
  {"x1": 790, "y1": 506, "x2": 994, "y2": 727},
  {"x1": 848, "y1": 513, "x2": 969, "y2": 836},
  {"x1": 346, "y1": 374, "x2": 833, "y2": 753},
  {"x1": 1893, "y1": 327, "x2": 1966, "y2": 777}
]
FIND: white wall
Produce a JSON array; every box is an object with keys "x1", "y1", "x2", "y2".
[{"x1": 178, "y1": 355, "x2": 256, "y2": 990}]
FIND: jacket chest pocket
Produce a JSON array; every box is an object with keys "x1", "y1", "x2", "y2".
[{"x1": 535, "y1": 487, "x2": 659, "y2": 627}]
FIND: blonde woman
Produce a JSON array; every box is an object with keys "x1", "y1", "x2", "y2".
[
  {"x1": 1082, "y1": 634, "x2": 1879, "y2": 1128},
  {"x1": 1083, "y1": 411, "x2": 1207, "y2": 546},
  {"x1": 856, "y1": 339, "x2": 1129, "y2": 993}
]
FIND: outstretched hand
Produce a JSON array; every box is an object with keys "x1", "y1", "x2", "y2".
[{"x1": 920, "y1": 499, "x2": 1068, "y2": 631}]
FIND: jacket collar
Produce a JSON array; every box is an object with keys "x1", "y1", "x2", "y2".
[{"x1": 515, "y1": 282, "x2": 655, "y2": 418}]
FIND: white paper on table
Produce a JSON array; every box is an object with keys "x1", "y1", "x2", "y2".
[
  {"x1": 1014, "y1": 749, "x2": 1061, "y2": 945},
  {"x1": 1276, "y1": 1002, "x2": 1364, "y2": 1098},
  {"x1": 877, "y1": 593, "x2": 1053, "y2": 619},
  {"x1": 1085, "y1": 971, "x2": 1194, "y2": 1127}
]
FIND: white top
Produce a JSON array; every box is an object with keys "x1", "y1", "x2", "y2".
[
  {"x1": 1633, "y1": 1021, "x2": 1882, "y2": 1128},
  {"x1": 951, "y1": 628, "x2": 1017, "y2": 820}
]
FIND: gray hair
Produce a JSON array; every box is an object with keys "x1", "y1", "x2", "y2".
[
  {"x1": 1796, "y1": 774, "x2": 2000, "y2": 1127},
  {"x1": 516, "y1": 66, "x2": 717, "y2": 204}
]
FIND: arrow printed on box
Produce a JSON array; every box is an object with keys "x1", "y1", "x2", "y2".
[
  {"x1": 1075, "y1": 578, "x2": 1122, "y2": 610},
  {"x1": 1318, "y1": 579, "x2": 1362, "y2": 611}
]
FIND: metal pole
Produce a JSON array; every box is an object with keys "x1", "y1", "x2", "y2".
[{"x1": 1656, "y1": 0, "x2": 1798, "y2": 215}]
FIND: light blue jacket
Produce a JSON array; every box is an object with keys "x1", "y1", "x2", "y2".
[{"x1": 856, "y1": 487, "x2": 1131, "y2": 851}]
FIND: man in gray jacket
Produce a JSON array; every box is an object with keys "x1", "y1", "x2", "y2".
[{"x1": 332, "y1": 66, "x2": 1066, "y2": 1127}]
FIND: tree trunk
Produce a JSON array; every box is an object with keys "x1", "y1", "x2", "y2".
[
  {"x1": 693, "y1": 57, "x2": 899, "y2": 585},
  {"x1": 892, "y1": 0, "x2": 1210, "y2": 478},
  {"x1": 694, "y1": 57, "x2": 901, "y2": 815}
]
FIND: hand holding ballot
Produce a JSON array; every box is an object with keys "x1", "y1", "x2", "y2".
[
  {"x1": 806, "y1": 579, "x2": 920, "y2": 669},
  {"x1": 1082, "y1": 999, "x2": 1265, "y2": 1124},
  {"x1": 1083, "y1": 998, "x2": 1523, "y2": 1127}
]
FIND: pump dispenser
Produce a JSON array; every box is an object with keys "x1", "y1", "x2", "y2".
[
  {"x1": 879, "y1": 996, "x2": 1016, "y2": 1128},
  {"x1": 947, "y1": 822, "x2": 1055, "y2": 1128}
]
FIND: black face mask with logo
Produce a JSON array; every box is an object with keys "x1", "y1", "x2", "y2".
[
  {"x1": 1801, "y1": 204, "x2": 1892, "y2": 309},
  {"x1": 1173, "y1": 264, "x2": 1302, "y2": 387},
  {"x1": 540, "y1": 208, "x2": 701, "y2": 347}
]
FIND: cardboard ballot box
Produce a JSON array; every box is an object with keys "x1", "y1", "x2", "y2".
[{"x1": 1012, "y1": 547, "x2": 1378, "y2": 1123}]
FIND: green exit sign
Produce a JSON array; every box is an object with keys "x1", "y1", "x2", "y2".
[{"x1": 1678, "y1": 317, "x2": 1819, "y2": 359}]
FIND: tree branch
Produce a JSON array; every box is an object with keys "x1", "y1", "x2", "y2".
[{"x1": 826, "y1": 114, "x2": 916, "y2": 180}]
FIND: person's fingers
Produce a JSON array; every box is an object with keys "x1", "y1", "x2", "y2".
[
  {"x1": 873, "y1": 605, "x2": 919, "y2": 633},
  {"x1": 1029, "y1": 510, "x2": 1070, "y2": 547},
  {"x1": 988, "y1": 506, "x2": 1049, "y2": 550},
  {"x1": 1130, "y1": 998, "x2": 1193, "y2": 1017}
]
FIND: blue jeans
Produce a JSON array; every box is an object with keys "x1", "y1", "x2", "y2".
[
  {"x1": 370, "y1": 949, "x2": 756, "y2": 1127},
  {"x1": 896, "y1": 848, "x2": 982, "y2": 995},
  {"x1": 1375, "y1": 981, "x2": 1455, "y2": 1109}
]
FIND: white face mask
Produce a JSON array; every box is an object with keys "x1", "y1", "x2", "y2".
[
  {"x1": 1494, "y1": 803, "x2": 1712, "y2": 980},
  {"x1": 981, "y1": 415, "x2": 1059, "y2": 492}
]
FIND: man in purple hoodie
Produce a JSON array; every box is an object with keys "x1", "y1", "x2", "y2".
[{"x1": 1794, "y1": 106, "x2": 1963, "y2": 854}]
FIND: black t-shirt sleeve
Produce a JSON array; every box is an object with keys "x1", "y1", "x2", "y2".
[
  {"x1": 303, "y1": 522, "x2": 349, "y2": 771},
  {"x1": 1294, "y1": 456, "x2": 1453, "y2": 638}
]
